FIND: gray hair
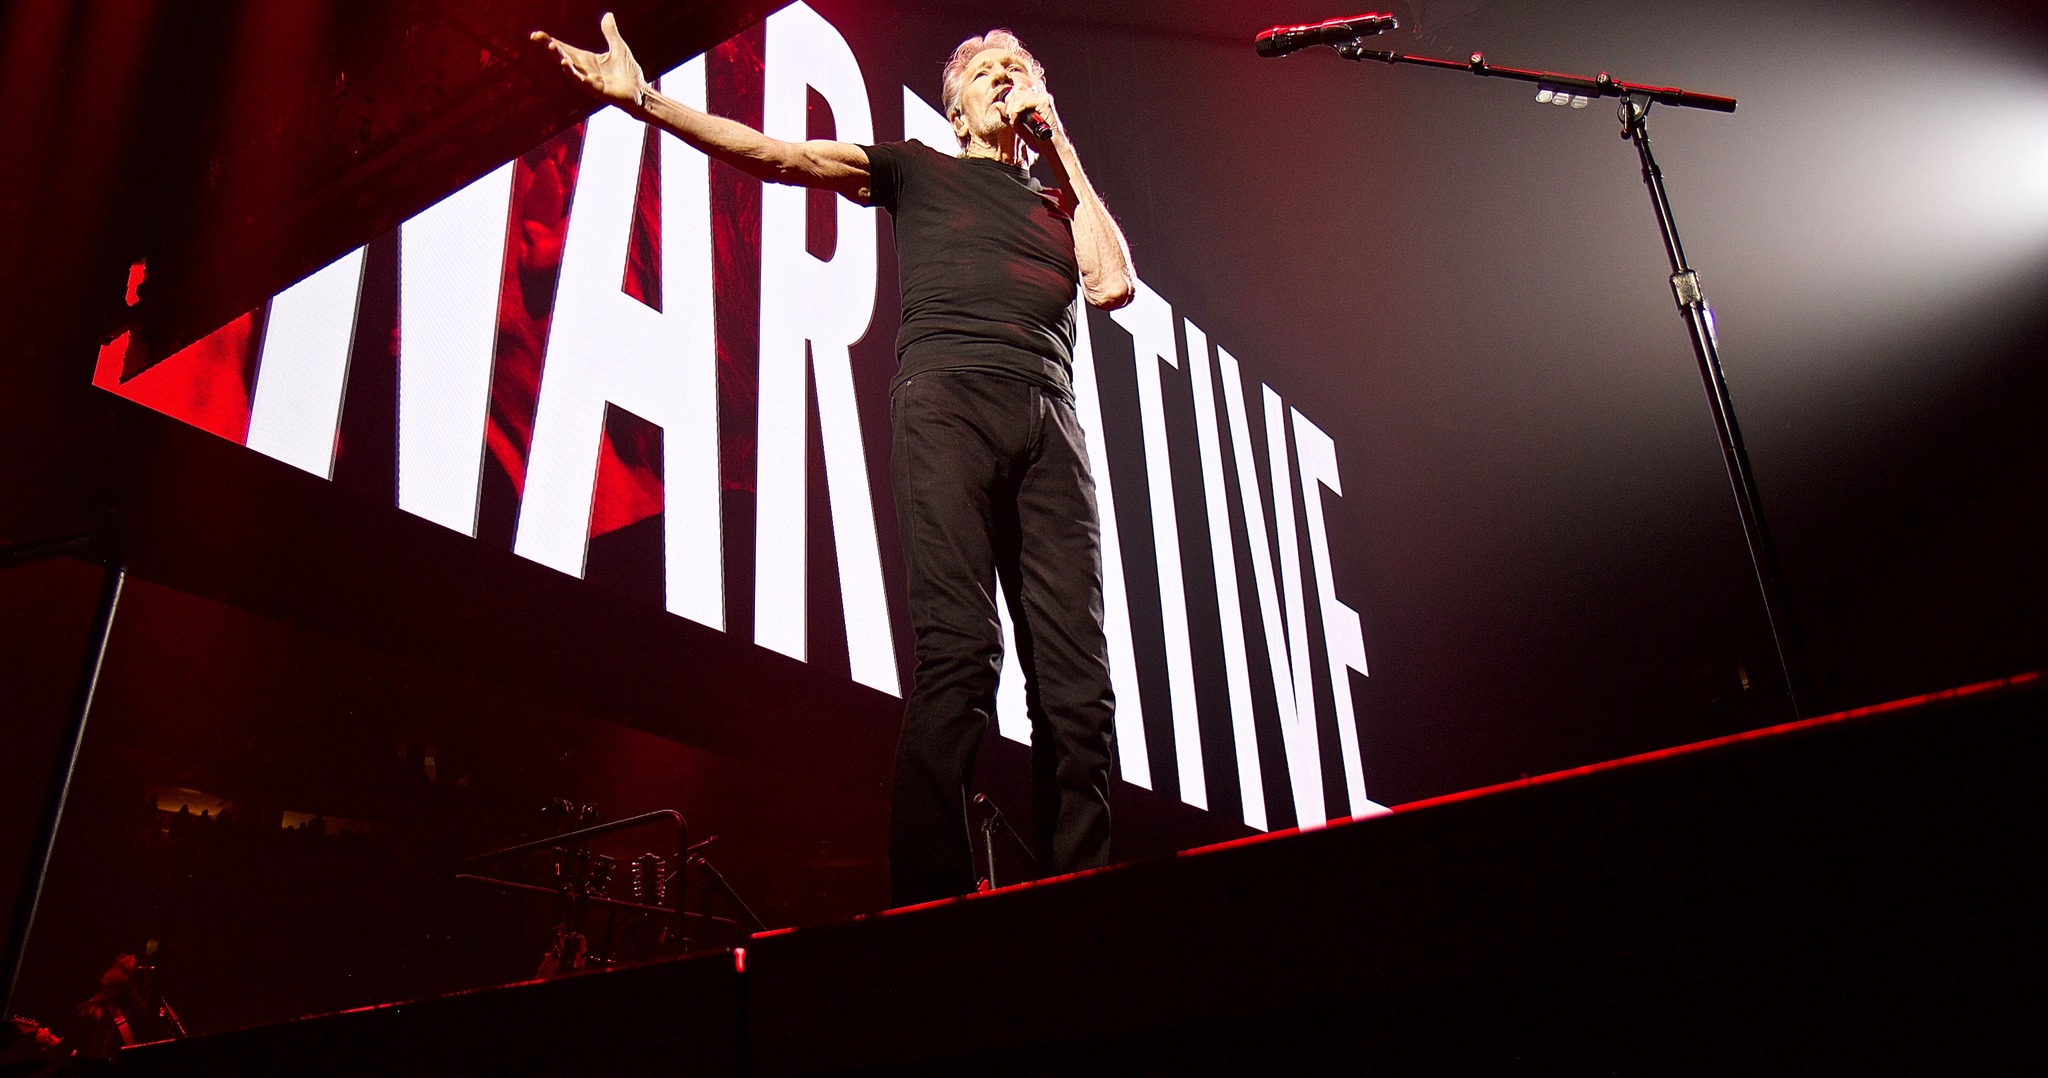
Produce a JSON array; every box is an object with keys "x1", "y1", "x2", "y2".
[{"x1": 940, "y1": 29, "x2": 1045, "y2": 146}]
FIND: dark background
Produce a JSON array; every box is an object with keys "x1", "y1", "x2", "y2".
[{"x1": 4, "y1": 0, "x2": 2043, "y2": 1037}]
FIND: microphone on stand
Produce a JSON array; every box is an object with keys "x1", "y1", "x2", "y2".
[{"x1": 1254, "y1": 13, "x2": 1399, "y2": 58}]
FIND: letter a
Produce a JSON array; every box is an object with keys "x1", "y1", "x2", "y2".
[{"x1": 514, "y1": 59, "x2": 723, "y2": 630}]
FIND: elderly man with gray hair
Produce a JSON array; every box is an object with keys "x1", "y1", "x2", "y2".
[{"x1": 534, "y1": 14, "x2": 1136, "y2": 906}]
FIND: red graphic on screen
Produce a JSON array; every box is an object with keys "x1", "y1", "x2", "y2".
[
  {"x1": 90, "y1": 35, "x2": 778, "y2": 543},
  {"x1": 94, "y1": 281, "x2": 263, "y2": 446}
]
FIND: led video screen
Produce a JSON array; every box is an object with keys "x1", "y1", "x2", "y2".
[{"x1": 93, "y1": 1, "x2": 1378, "y2": 832}]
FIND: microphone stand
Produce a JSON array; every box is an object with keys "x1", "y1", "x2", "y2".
[
  {"x1": 1331, "y1": 44, "x2": 1807, "y2": 717},
  {"x1": 972, "y1": 794, "x2": 1039, "y2": 890},
  {"x1": 152, "y1": 988, "x2": 188, "y2": 1040},
  {"x1": 685, "y1": 837, "x2": 767, "y2": 935}
]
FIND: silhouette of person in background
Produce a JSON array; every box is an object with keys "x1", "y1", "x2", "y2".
[{"x1": 74, "y1": 954, "x2": 172, "y2": 1058}]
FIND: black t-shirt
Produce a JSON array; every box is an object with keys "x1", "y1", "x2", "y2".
[{"x1": 862, "y1": 140, "x2": 1079, "y2": 396}]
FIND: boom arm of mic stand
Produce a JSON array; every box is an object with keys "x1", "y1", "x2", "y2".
[{"x1": 1334, "y1": 45, "x2": 1737, "y2": 113}]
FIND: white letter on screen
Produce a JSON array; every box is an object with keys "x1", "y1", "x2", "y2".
[
  {"x1": 397, "y1": 161, "x2": 514, "y2": 536},
  {"x1": 756, "y1": 2, "x2": 898, "y2": 695},
  {"x1": 994, "y1": 578, "x2": 1028, "y2": 744},
  {"x1": 513, "y1": 57, "x2": 723, "y2": 631},
  {"x1": 1222, "y1": 358, "x2": 1324, "y2": 827},
  {"x1": 1069, "y1": 301, "x2": 1151, "y2": 787},
  {"x1": 1266, "y1": 385, "x2": 1328, "y2": 827},
  {"x1": 1110, "y1": 280, "x2": 1205, "y2": 809},
  {"x1": 901, "y1": 86, "x2": 957, "y2": 154},
  {"x1": 246, "y1": 247, "x2": 366, "y2": 477},
  {"x1": 1185, "y1": 322, "x2": 1265, "y2": 830},
  {"x1": 1292, "y1": 408, "x2": 1379, "y2": 815}
]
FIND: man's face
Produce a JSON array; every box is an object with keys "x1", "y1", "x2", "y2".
[{"x1": 952, "y1": 46, "x2": 1036, "y2": 144}]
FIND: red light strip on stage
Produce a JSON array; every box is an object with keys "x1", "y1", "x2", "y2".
[
  {"x1": 807, "y1": 669, "x2": 2044, "y2": 924},
  {"x1": 1794, "y1": 669, "x2": 2043, "y2": 723},
  {"x1": 1172, "y1": 668, "x2": 2047, "y2": 861}
]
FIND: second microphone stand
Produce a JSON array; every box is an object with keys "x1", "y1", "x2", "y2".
[{"x1": 1333, "y1": 43, "x2": 1808, "y2": 716}]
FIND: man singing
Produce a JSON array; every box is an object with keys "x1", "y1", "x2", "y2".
[{"x1": 533, "y1": 13, "x2": 1135, "y2": 905}]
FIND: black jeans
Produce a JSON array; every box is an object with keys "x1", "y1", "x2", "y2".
[{"x1": 888, "y1": 370, "x2": 1116, "y2": 905}]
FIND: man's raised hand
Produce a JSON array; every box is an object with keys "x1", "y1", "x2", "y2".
[{"x1": 530, "y1": 12, "x2": 647, "y2": 112}]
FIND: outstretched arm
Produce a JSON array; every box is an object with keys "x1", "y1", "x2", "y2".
[
  {"x1": 1004, "y1": 86, "x2": 1135, "y2": 310},
  {"x1": 531, "y1": 12, "x2": 870, "y2": 200}
]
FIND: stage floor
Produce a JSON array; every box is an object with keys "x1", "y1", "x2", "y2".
[{"x1": 116, "y1": 675, "x2": 2044, "y2": 1074}]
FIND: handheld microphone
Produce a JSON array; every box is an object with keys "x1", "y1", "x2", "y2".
[
  {"x1": 1254, "y1": 13, "x2": 1398, "y2": 58},
  {"x1": 1016, "y1": 108, "x2": 1053, "y2": 141}
]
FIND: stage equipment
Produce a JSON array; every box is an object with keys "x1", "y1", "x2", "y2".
[
  {"x1": 1264, "y1": 34, "x2": 1805, "y2": 716},
  {"x1": 1, "y1": 533, "x2": 124, "y2": 1021},
  {"x1": 585, "y1": 853, "x2": 617, "y2": 898},
  {"x1": 3, "y1": 1013, "x2": 64, "y2": 1062},
  {"x1": 128, "y1": 964, "x2": 188, "y2": 1041},
  {"x1": 971, "y1": 794, "x2": 1038, "y2": 891},
  {"x1": 629, "y1": 854, "x2": 670, "y2": 907},
  {"x1": 456, "y1": 808, "x2": 697, "y2": 966},
  {"x1": 685, "y1": 838, "x2": 767, "y2": 935},
  {"x1": 1253, "y1": 13, "x2": 1398, "y2": 58}
]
